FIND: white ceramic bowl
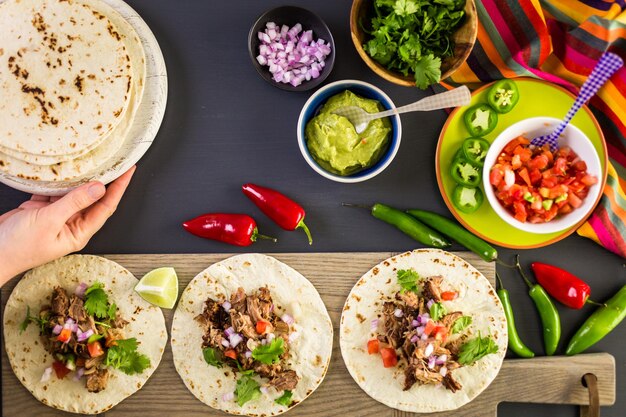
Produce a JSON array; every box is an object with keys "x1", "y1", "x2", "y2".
[
  {"x1": 297, "y1": 80, "x2": 402, "y2": 183},
  {"x1": 482, "y1": 117, "x2": 602, "y2": 234}
]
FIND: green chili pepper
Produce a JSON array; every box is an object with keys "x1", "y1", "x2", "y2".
[
  {"x1": 406, "y1": 209, "x2": 497, "y2": 262},
  {"x1": 342, "y1": 203, "x2": 451, "y2": 248},
  {"x1": 463, "y1": 103, "x2": 498, "y2": 136},
  {"x1": 566, "y1": 284, "x2": 626, "y2": 356},
  {"x1": 515, "y1": 255, "x2": 561, "y2": 355},
  {"x1": 495, "y1": 273, "x2": 535, "y2": 358},
  {"x1": 487, "y1": 79, "x2": 520, "y2": 114},
  {"x1": 461, "y1": 137, "x2": 490, "y2": 167},
  {"x1": 450, "y1": 157, "x2": 481, "y2": 187},
  {"x1": 451, "y1": 185, "x2": 484, "y2": 214}
]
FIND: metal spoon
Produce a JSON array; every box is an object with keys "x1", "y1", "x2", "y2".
[
  {"x1": 332, "y1": 86, "x2": 472, "y2": 134},
  {"x1": 531, "y1": 52, "x2": 623, "y2": 151}
]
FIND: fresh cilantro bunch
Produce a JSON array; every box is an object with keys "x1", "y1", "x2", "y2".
[
  {"x1": 104, "y1": 338, "x2": 151, "y2": 375},
  {"x1": 362, "y1": 0, "x2": 466, "y2": 88},
  {"x1": 84, "y1": 282, "x2": 117, "y2": 321}
]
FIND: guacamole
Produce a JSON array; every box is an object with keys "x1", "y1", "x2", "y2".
[{"x1": 305, "y1": 90, "x2": 392, "y2": 176}]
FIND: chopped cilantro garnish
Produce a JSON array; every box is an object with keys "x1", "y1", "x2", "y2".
[
  {"x1": 19, "y1": 306, "x2": 48, "y2": 334},
  {"x1": 202, "y1": 347, "x2": 223, "y2": 368},
  {"x1": 429, "y1": 302, "x2": 447, "y2": 322},
  {"x1": 397, "y1": 269, "x2": 420, "y2": 293},
  {"x1": 252, "y1": 338, "x2": 284, "y2": 365},
  {"x1": 275, "y1": 390, "x2": 293, "y2": 406},
  {"x1": 235, "y1": 374, "x2": 261, "y2": 406},
  {"x1": 104, "y1": 338, "x2": 150, "y2": 375},
  {"x1": 451, "y1": 316, "x2": 472, "y2": 334},
  {"x1": 458, "y1": 333, "x2": 498, "y2": 365}
]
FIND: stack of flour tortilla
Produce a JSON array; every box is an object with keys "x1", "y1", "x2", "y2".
[{"x1": 0, "y1": 0, "x2": 145, "y2": 183}]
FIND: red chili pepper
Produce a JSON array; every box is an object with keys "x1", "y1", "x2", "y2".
[
  {"x1": 531, "y1": 262, "x2": 591, "y2": 309},
  {"x1": 242, "y1": 183, "x2": 313, "y2": 245},
  {"x1": 182, "y1": 213, "x2": 277, "y2": 247}
]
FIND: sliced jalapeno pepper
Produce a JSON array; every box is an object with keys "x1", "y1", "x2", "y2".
[
  {"x1": 452, "y1": 185, "x2": 483, "y2": 214},
  {"x1": 450, "y1": 157, "x2": 481, "y2": 187},
  {"x1": 566, "y1": 284, "x2": 626, "y2": 355},
  {"x1": 496, "y1": 273, "x2": 535, "y2": 358},
  {"x1": 461, "y1": 137, "x2": 490, "y2": 167},
  {"x1": 516, "y1": 256, "x2": 561, "y2": 356},
  {"x1": 463, "y1": 103, "x2": 498, "y2": 136},
  {"x1": 487, "y1": 79, "x2": 520, "y2": 114}
]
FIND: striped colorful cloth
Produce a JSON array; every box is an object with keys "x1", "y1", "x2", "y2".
[{"x1": 444, "y1": 0, "x2": 626, "y2": 258}]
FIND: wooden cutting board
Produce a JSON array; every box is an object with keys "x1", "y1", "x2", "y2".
[{"x1": 1, "y1": 252, "x2": 616, "y2": 417}]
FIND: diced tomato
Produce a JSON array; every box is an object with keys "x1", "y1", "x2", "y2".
[
  {"x1": 573, "y1": 160, "x2": 587, "y2": 171},
  {"x1": 380, "y1": 347, "x2": 398, "y2": 368},
  {"x1": 511, "y1": 154, "x2": 522, "y2": 170},
  {"x1": 581, "y1": 174, "x2": 598, "y2": 187},
  {"x1": 256, "y1": 320, "x2": 269, "y2": 335},
  {"x1": 568, "y1": 193, "x2": 583, "y2": 208},
  {"x1": 541, "y1": 176, "x2": 558, "y2": 188},
  {"x1": 87, "y1": 341, "x2": 105, "y2": 358},
  {"x1": 513, "y1": 202, "x2": 527, "y2": 223},
  {"x1": 57, "y1": 328, "x2": 72, "y2": 343},
  {"x1": 518, "y1": 167, "x2": 531, "y2": 186},
  {"x1": 432, "y1": 325, "x2": 448, "y2": 342},
  {"x1": 367, "y1": 339, "x2": 380, "y2": 354},
  {"x1": 441, "y1": 291, "x2": 457, "y2": 301},
  {"x1": 490, "y1": 166, "x2": 504, "y2": 187},
  {"x1": 423, "y1": 320, "x2": 436, "y2": 336},
  {"x1": 554, "y1": 158, "x2": 568, "y2": 175},
  {"x1": 527, "y1": 154, "x2": 549, "y2": 170},
  {"x1": 548, "y1": 185, "x2": 568, "y2": 199},
  {"x1": 52, "y1": 361, "x2": 71, "y2": 379},
  {"x1": 559, "y1": 204, "x2": 573, "y2": 214},
  {"x1": 224, "y1": 349, "x2": 238, "y2": 360},
  {"x1": 530, "y1": 168, "x2": 542, "y2": 185}
]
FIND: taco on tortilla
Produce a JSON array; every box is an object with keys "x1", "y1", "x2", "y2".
[
  {"x1": 340, "y1": 249, "x2": 507, "y2": 413},
  {"x1": 171, "y1": 254, "x2": 333, "y2": 416},
  {"x1": 3, "y1": 255, "x2": 167, "y2": 414}
]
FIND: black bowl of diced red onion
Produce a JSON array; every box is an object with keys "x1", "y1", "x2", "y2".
[{"x1": 248, "y1": 6, "x2": 335, "y2": 92}]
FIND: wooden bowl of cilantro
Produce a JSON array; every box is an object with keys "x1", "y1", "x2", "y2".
[{"x1": 350, "y1": 0, "x2": 477, "y2": 89}]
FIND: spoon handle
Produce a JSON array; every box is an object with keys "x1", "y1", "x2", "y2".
[
  {"x1": 373, "y1": 86, "x2": 472, "y2": 119},
  {"x1": 551, "y1": 52, "x2": 623, "y2": 140}
]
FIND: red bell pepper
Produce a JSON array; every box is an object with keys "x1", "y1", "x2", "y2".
[
  {"x1": 242, "y1": 183, "x2": 313, "y2": 245},
  {"x1": 182, "y1": 213, "x2": 277, "y2": 247},
  {"x1": 531, "y1": 262, "x2": 592, "y2": 309}
]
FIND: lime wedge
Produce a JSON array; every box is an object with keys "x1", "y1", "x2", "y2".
[{"x1": 135, "y1": 267, "x2": 179, "y2": 309}]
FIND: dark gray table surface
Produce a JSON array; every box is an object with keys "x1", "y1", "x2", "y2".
[{"x1": 1, "y1": 1, "x2": 624, "y2": 416}]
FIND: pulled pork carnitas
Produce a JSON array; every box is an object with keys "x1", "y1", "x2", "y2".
[
  {"x1": 369, "y1": 274, "x2": 469, "y2": 393},
  {"x1": 195, "y1": 287, "x2": 299, "y2": 392}
]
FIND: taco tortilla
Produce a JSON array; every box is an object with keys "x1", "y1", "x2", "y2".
[
  {"x1": 3, "y1": 255, "x2": 167, "y2": 414},
  {"x1": 171, "y1": 254, "x2": 333, "y2": 416},
  {"x1": 340, "y1": 249, "x2": 507, "y2": 413}
]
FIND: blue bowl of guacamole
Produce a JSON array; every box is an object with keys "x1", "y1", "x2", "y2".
[{"x1": 297, "y1": 80, "x2": 402, "y2": 183}]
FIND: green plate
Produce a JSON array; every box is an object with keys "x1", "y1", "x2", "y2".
[{"x1": 436, "y1": 78, "x2": 608, "y2": 249}]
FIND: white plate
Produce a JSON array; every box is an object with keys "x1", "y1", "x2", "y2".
[{"x1": 0, "y1": 0, "x2": 167, "y2": 196}]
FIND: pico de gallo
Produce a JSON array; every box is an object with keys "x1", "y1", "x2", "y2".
[{"x1": 489, "y1": 136, "x2": 598, "y2": 223}]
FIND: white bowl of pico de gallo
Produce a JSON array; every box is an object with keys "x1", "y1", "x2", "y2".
[{"x1": 483, "y1": 117, "x2": 602, "y2": 234}]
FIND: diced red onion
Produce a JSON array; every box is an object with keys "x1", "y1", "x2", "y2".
[
  {"x1": 410, "y1": 334, "x2": 419, "y2": 343},
  {"x1": 440, "y1": 366, "x2": 448, "y2": 377},
  {"x1": 224, "y1": 327, "x2": 235, "y2": 338},
  {"x1": 421, "y1": 313, "x2": 430, "y2": 320},
  {"x1": 256, "y1": 55, "x2": 267, "y2": 66},
  {"x1": 424, "y1": 343, "x2": 434, "y2": 357},
  {"x1": 266, "y1": 333, "x2": 276, "y2": 342},
  {"x1": 260, "y1": 386, "x2": 269, "y2": 395},
  {"x1": 229, "y1": 333, "x2": 243, "y2": 348},
  {"x1": 426, "y1": 300, "x2": 435, "y2": 309},
  {"x1": 281, "y1": 313, "x2": 295, "y2": 325},
  {"x1": 222, "y1": 301, "x2": 231, "y2": 312},
  {"x1": 416, "y1": 326, "x2": 425, "y2": 337},
  {"x1": 71, "y1": 323, "x2": 79, "y2": 333},
  {"x1": 77, "y1": 329, "x2": 94, "y2": 343},
  {"x1": 52, "y1": 324, "x2": 63, "y2": 335},
  {"x1": 65, "y1": 317, "x2": 75, "y2": 326},
  {"x1": 221, "y1": 339, "x2": 230, "y2": 348},
  {"x1": 428, "y1": 356, "x2": 436, "y2": 369},
  {"x1": 73, "y1": 367, "x2": 85, "y2": 381},
  {"x1": 436, "y1": 354, "x2": 448, "y2": 365},
  {"x1": 393, "y1": 308, "x2": 403, "y2": 318},
  {"x1": 411, "y1": 319, "x2": 419, "y2": 328},
  {"x1": 75, "y1": 283, "x2": 88, "y2": 298},
  {"x1": 371, "y1": 319, "x2": 379, "y2": 331},
  {"x1": 245, "y1": 351, "x2": 252, "y2": 359},
  {"x1": 261, "y1": 339, "x2": 267, "y2": 345},
  {"x1": 40, "y1": 367, "x2": 52, "y2": 383},
  {"x1": 222, "y1": 392, "x2": 235, "y2": 401},
  {"x1": 420, "y1": 333, "x2": 428, "y2": 341}
]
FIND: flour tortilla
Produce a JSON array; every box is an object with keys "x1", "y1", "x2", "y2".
[
  {"x1": 3, "y1": 255, "x2": 168, "y2": 414},
  {"x1": 0, "y1": 0, "x2": 134, "y2": 157},
  {"x1": 340, "y1": 249, "x2": 507, "y2": 413},
  {"x1": 171, "y1": 254, "x2": 333, "y2": 416},
  {"x1": 0, "y1": 0, "x2": 146, "y2": 167}
]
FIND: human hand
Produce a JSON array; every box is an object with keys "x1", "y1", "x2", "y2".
[{"x1": 0, "y1": 167, "x2": 136, "y2": 285}]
